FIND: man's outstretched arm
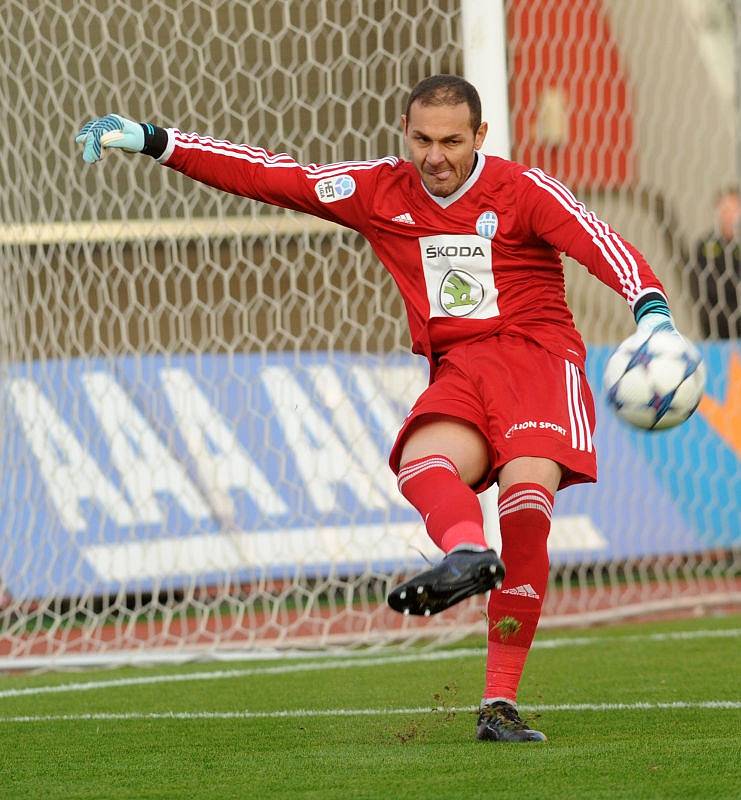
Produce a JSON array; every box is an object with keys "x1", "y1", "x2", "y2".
[{"x1": 76, "y1": 113, "x2": 397, "y2": 233}]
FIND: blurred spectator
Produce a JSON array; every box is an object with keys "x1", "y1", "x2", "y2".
[{"x1": 690, "y1": 187, "x2": 740, "y2": 338}]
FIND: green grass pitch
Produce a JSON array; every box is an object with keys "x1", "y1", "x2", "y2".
[{"x1": 0, "y1": 614, "x2": 739, "y2": 799}]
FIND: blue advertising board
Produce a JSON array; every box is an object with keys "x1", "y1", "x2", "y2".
[{"x1": 0, "y1": 343, "x2": 738, "y2": 600}]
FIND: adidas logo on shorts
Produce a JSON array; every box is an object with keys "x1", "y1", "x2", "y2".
[{"x1": 501, "y1": 583, "x2": 540, "y2": 599}]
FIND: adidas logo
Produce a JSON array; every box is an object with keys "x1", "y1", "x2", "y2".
[
  {"x1": 501, "y1": 583, "x2": 540, "y2": 599},
  {"x1": 391, "y1": 212, "x2": 415, "y2": 225}
]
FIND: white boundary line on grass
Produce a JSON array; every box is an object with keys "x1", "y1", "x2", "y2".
[
  {"x1": 0, "y1": 700, "x2": 740, "y2": 725},
  {"x1": 1, "y1": 627, "x2": 738, "y2": 701}
]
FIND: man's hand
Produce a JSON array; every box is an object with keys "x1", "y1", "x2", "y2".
[
  {"x1": 75, "y1": 114, "x2": 145, "y2": 163},
  {"x1": 636, "y1": 311, "x2": 679, "y2": 338},
  {"x1": 633, "y1": 292, "x2": 679, "y2": 341}
]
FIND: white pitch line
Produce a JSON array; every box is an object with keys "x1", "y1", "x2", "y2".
[
  {"x1": 0, "y1": 649, "x2": 482, "y2": 700},
  {"x1": 533, "y1": 627, "x2": 741, "y2": 649},
  {"x1": 1, "y1": 627, "x2": 738, "y2": 701},
  {"x1": 0, "y1": 700, "x2": 739, "y2": 725}
]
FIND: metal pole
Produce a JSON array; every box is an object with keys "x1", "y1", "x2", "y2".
[
  {"x1": 461, "y1": 0, "x2": 512, "y2": 158},
  {"x1": 461, "y1": 0, "x2": 511, "y2": 540}
]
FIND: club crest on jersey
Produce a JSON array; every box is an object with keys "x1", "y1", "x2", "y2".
[
  {"x1": 439, "y1": 269, "x2": 484, "y2": 317},
  {"x1": 476, "y1": 210, "x2": 499, "y2": 239},
  {"x1": 314, "y1": 174, "x2": 356, "y2": 203}
]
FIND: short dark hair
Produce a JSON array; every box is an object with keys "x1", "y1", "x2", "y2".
[{"x1": 405, "y1": 75, "x2": 482, "y2": 132}]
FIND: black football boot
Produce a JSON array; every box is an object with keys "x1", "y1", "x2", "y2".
[
  {"x1": 476, "y1": 701, "x2": 547, "y2": 742},
  {"x1": 387, "y1": 548, "x2": 505, "y2": 616}
]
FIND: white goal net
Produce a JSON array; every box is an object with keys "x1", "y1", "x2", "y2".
[{"x1": 0, "y1": 0, "x2": 738, "y2": 667}]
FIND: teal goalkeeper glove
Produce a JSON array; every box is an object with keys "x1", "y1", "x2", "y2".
[
  {"x1": 75, "y1": 114, "x2": 145, "y2": 163},
  {"x1": 633, "y1": 293, "x2": 679, "y2": 339},
  {"x1": 636, "y1": 311, "x2": 678, "y2": 337}
]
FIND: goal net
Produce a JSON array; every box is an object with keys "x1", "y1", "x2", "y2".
[{"x1": 0, "y1": 0, "x2": 738, "y2": 667}]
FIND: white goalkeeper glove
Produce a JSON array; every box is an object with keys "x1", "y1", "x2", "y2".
[
  {"x1": 75, "y1": 114, "x2": 145, "y2": 163},
  {"x1": 633, "y1": 293, "x2": 680, "y2": 341},
  {"x1": 636, "y1": 311, "x2": 679, "y2": 337}
]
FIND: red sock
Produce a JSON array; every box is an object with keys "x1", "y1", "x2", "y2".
[
  {"x1": 397, "y1": 455, "x2": 488, "y2": 552},
  {"x1": 484, "y1": 482, "x2": 552, "y2": 703}
]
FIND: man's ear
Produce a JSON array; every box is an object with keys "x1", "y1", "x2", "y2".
[
  {"x1": 400, "y1": 114, "x2": 408, "y2": 134},
  {"x1": 475, "y1": 121, "x2": 488, "y2": 150}
]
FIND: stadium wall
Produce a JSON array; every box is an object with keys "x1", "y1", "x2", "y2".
[{"x1": 1, "y1": 342, "x2": 737, "y2": 603}]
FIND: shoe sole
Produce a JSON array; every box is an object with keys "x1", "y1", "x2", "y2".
[{"x1": 387, "y1": 553, "x2": 505, "y2": 616}]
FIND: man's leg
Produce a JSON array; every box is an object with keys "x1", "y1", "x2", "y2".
[
  {"x1": 387, "y1": 415, "x2": 505, "y2": 615},
  {"x1": 398, "y1": 415, "x2": 489, "y2": 551},
  {"x1": 476, "y1": 456, "x2": 560, "y2": 743}
]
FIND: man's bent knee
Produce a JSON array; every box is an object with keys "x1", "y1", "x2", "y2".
[
  {"x1": 498, "y1": 457, "x2": 562, "y2": 497},
  {"x1": 399, "y1": 415, "x2": 489, "y2": 487}
]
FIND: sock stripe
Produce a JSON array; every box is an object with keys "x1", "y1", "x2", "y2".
[
  {"x1": 397, "y1": 456, "x2": 458, "y2": 490},
  {"x1": 499, "y1": 500, "x2": 552, "y2": 520},
  {"x1": 499, "y1": 490, "x2": 552, "y2": 511},
  {"x1": 397, "y1": 456, "x2": 458, "y2": 479},
  {"x1": 498, "y1": 489, "x2": 553, "y2": 516},
  {"x1": 499, "y1": 484, "x2": 554, "y2": 502},
  {"x1": 397, "y1": 455, "x2": 458, "y2": 475}
]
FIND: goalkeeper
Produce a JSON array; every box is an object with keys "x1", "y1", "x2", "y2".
[{"x1": 77, "y1": 76, "x2": 683, "y2": 743}]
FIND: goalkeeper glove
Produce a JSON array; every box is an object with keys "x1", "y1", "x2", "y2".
[
  {"x1": 637, "y1": 311, "x2": 678, "y2": 336},
  {"x1": 75, "y1": 114, "x2": 145, "y2": 163},
  {"x1": 633, "y1": 292, "x2": 678, "y2": 337}
]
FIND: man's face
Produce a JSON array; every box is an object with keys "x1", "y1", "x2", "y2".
[
  {"x1": 402, "y1": 101, "x2": 487, "y2": 197},
  {"x1": 716, "y1": 192, "x2": 741, "y2": 241}
]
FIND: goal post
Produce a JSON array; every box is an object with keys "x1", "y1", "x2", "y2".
[
  {"x1": 461, "y1": 0, "x2": 511, "y2": 159},
  {"x1": 0, "y1": 0, "x2": 738, "y2": 669}
]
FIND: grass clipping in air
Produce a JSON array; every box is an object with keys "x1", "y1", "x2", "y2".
[
  {"x1": 392, "y1": 683, "x2": 459, "y2": 743},
  {"x1": 493, "y1": 616, "x2": 522, "y2": 640}
]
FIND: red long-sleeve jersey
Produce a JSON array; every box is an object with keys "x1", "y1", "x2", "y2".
[{"x1": 159, "y1": 130, "x2": 666, "y2": 371}]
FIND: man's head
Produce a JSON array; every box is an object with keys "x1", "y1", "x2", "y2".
[
  {"x1": 715, "y1": 187, "x2": 741, "y2": 242},
  {"x1": 402, "y1": 75, "x2": 488, "y2": 198}
]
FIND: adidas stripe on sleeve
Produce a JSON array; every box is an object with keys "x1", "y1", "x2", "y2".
[
  {"x1": 157, "y1": 128, "x2": 398, "y2": 233},
  {"x1": 519, "y1": 167, "x2": 667, "y2": 311}
]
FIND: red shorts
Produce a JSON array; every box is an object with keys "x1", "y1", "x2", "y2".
[{"x1": 389, "y1": 335, "x2": 597, "y2": 492}]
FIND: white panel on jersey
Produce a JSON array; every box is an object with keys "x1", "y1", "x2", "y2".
[{"x1": 420, "y1": 235, "x2": 499, "y2": 319}]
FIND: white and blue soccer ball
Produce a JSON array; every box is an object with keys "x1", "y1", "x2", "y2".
[{"x1": 603, "y1": 330, "x2": 706, "y2": 431}]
